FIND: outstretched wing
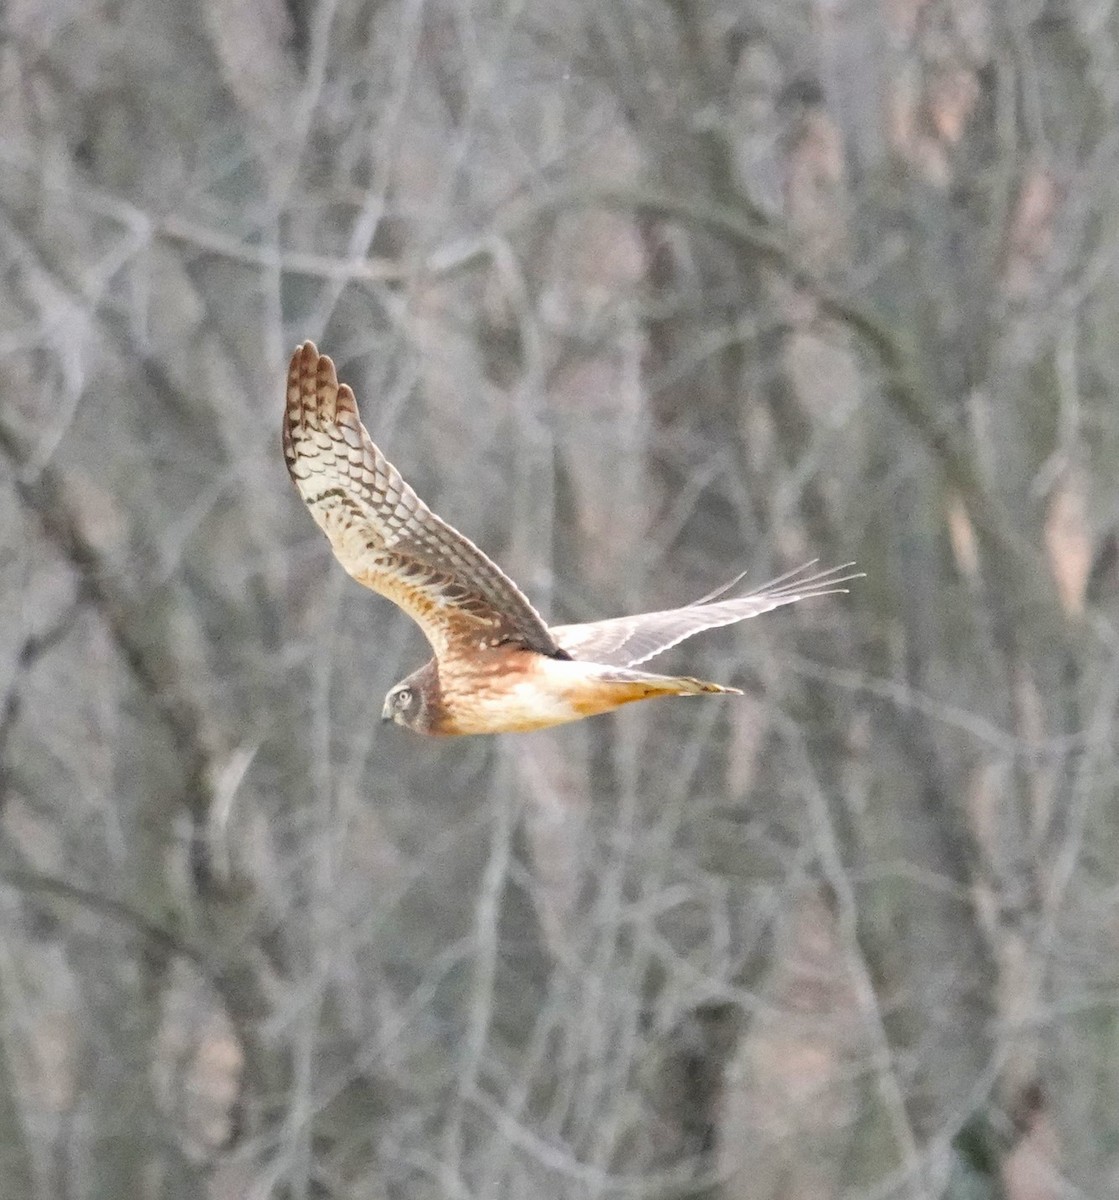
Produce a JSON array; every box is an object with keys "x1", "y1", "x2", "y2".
[
  {"x1": 283, "y1": 341, "x2": 561, "y2": 660},
  {"x1": 550, "y1": 561, "x2": 862, "y2": 667}
]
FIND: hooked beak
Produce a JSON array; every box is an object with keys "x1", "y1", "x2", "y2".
[{"x1": 381, "y1": 698, "x2": 394, "y2": 724}]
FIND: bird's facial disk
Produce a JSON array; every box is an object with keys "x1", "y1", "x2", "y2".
[{"x1": 382, "y1": 683, "x2": 419, "y2": 727}]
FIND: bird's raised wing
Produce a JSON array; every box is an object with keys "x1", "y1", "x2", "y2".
[
  {"x1": 550, "y1": 561, "x2": 862, "y2": 667},
  {"x1": 283, "y1": 341, "x2": 561, "y2": 660}
]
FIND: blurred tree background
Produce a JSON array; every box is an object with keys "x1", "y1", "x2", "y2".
[{"x1": 0, "y1": 0, "x2": 1117, "y2": 1196}]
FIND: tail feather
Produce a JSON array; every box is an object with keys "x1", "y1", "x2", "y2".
[
  {"x1": 673, "y1": 676, "x2": 742, "y2": 696},
  {"x1": 592, "y1": 665, "x2": 742, "y2": 697}
]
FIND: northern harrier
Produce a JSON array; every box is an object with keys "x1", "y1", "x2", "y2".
[{"x1": 283, "y1": 341, "x2": 859, "y2": 735}]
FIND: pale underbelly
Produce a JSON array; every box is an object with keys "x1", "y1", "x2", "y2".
[
  {"x1": 439, "y1": 658, "x2": 665, "y2": 735},
  {"x1": 442, "y1": 681, "x2": 589, "y2": 734}
]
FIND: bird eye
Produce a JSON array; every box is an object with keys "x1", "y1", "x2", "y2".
[{"x1": 397, "y1": 687, "x2": 413, "y2": 707}]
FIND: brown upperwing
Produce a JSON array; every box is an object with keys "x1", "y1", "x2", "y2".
[
  {"x1": 550, "y1": 561, "x2": 862, "y2": 667},
  {"x1": 283, "y1": 341, "x2": 561, "y2": 661}
]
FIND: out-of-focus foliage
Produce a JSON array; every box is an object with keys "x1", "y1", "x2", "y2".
[{"x1": 1, "y1": 0, "x2": 1118, "y2": 1197}]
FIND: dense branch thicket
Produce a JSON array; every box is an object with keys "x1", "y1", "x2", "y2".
[{"x1": 1, "y1": 1, "x2": 1117, "y2": 1197}]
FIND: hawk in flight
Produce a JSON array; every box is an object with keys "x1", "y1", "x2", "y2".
[{"x1": 283, "y1": 341, "x2": 859, "y2": 735}]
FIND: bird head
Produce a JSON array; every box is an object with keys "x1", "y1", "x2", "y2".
[{"x1": 381, "y1": 662, "x2": 439, "y2": 734}]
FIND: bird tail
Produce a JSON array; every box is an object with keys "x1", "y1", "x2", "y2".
[{"x1": 593, "y1": 666, "x2": 742, "y2": 698}]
